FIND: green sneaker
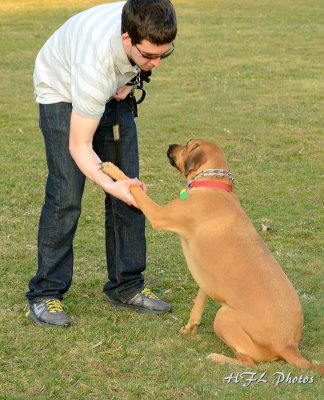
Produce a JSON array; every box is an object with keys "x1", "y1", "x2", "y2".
[
  {"x1": 108, "y1": 288, "x2": 172, "y2": 314},
  {"x1": 26, "y1": 298, "x2": 71, "y2": 327}
]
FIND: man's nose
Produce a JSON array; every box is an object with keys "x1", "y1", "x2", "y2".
[{"x1": 151, "y1": 57, "x2": 161, "y2": 67}]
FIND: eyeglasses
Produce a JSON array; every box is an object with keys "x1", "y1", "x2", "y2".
[{"x1": 134, "y1": 43, "x2": 175, "y2": 60}]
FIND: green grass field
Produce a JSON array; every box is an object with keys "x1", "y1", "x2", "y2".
[{"x1": 0, "y1": 0, "x2": 323, "y2": 399}]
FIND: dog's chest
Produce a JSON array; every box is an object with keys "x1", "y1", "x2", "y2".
[{"x1": 179, "y1": 237, "x2": 209, "y2": 292}]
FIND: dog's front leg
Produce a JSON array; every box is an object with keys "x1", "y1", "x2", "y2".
[
  {"x1": 101, "y1": 161, "x2": 161, "y2": 219},
  {"x1": 101, "y1": 162, "x2": 184, "y2": 233},
  {"x1": 181, "y1": 288, "x2": 208, "y2": 334}
]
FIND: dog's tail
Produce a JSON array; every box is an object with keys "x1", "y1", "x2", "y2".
[{"x1": 280, "y1": 345, "x2": 324, "y2": 374}]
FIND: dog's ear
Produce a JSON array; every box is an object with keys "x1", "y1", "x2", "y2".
[{"x1": 184, "y1": 145, "x2": 205, "y2": 177}]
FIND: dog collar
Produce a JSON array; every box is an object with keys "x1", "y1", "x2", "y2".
[
  {"x1": 190, "y1": 168, "x2": 235, "y2": 185},
  {"x1": 179, "y1": 180, "x2": 233, "y2": 200},
  {"x1": 189, "y1": 181, "x2": 233, "y2": 191}
]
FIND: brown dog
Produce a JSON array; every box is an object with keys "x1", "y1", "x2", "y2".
[{"x1": 102, "y1": 139, "x2": 323, "y2": 373}]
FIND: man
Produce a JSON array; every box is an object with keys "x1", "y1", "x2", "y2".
[{"x1": 26, "y1": 0, "x2": 177, "y2": 327}]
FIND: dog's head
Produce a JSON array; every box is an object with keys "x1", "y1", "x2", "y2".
[{"x1": 167, "y1": 139, "x2": 229, "y2": 180}]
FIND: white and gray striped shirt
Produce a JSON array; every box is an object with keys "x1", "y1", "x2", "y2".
[{"x1": 33, "y1": 1, "x2": 140, "y2": 119}]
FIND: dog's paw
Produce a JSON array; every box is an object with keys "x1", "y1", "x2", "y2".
[
  {"x1": 101, "y1": 162, "x2": 114, "y2": 176},
  {"x1": 180, "y1": 324, "x2": 198, "y2": 334},
  {"x1": 207, "y1": 353, "x2": 237, "y2": 364},
  {"x1": 101, "y1": 162, "x2": 127, "y2": 181}
]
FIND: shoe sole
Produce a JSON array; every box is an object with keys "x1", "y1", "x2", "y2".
[
  {"x1": 27, "y1": 310, "x2": 70, "y2": 327},
  {"x1": 108, "y1": 300, "x2": 171, "y2": 314}
]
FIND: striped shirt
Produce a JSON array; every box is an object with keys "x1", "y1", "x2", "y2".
[{"x1": 33, "y1": 1, "x2": 140, "y2": 119}]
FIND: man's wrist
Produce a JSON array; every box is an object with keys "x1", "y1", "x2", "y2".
[{"x1": 95, "y1": 168, "x2": 115, "y2": 193}]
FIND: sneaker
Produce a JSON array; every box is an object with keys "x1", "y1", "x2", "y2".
[
  {"x1": 26, "y1": 298, "x2": 71, "y2": 327},
  {"x1": 108, "y1": 288, "x2": 171, "y2": 314}
]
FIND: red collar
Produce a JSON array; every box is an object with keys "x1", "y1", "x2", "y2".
[{"x1": 188, "y1": 180, "x2": 233, "y2": 192}]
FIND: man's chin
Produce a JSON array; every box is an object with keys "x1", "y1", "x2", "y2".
[
  {"x1": 130, "y1": 59, "x2": 152, "y2": 72},
  {"x1": 139, "y1": 66, "x2": 152, "y2": 72}
]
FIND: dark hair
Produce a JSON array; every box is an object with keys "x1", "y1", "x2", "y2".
[{"x1": 122, "y1": 0, "x2": 177, "y2": 45}]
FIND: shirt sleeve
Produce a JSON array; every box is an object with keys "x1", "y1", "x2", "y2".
[{"x1": 71, "y1": 63, "x2": 117, "y2": 119}]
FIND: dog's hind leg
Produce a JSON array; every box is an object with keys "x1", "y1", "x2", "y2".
[
  {"x1": 207, "y1": 352, "x2": 256, "y2": 366},
  {"x1": 181, "y1": 288, "x2": 208, "y2": 334},
  {"x1": 279, "y1": 345, "x2": 324, "y2": 373},
  {"x1": 208, "y1": 306, "x2": 264, "y2": 366}
]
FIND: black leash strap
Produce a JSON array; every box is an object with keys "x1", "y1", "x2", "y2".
[
  {"x1": 113, "y1": 102, "x2": 120, "y2": 167},
  {"x1": 114, "y1": 71, "x2": 151, "y2": 166},
  {"x1": 126, "y1": 70, "x2": 151, "y2": 117}
]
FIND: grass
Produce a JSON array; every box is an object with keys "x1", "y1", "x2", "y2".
[{"x1": 0, "y1": 0, "x2": 323, "y2": 398}]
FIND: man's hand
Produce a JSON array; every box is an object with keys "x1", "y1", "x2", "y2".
[
  {"x1": 113, "y1": 85, "x2": 133, "y2": 101},
  {"x1": 109, "y1": 178, "x2": 146, "y2": 208},
  {"x1": 69, "y1": 110, "x2": 145, "y2": 208}
]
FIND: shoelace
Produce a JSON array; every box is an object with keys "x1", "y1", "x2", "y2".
[
  {"x1": 141, "y1": 288, "x2": 158, "y2": 299},
  {"x1": 46, "y1": 299, "x2": 64, "y2": 313}
]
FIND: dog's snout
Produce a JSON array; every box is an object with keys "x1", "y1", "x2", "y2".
[
  {"x1": 167, "y1": 144, "x2": 178, "y2": 158},
  {"x1": 167, "y1": 144, "x2": 177, "y2": 154},
  {"x1": 167, "y1": 144, "x2": 178, "y2": 167}
]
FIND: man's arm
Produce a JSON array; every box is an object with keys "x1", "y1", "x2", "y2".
[{"x1": 69, "y1": 109, "x2": 143, "y2": 207}]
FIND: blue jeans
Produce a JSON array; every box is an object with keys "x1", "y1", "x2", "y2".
[{"x1": 26, "y1": 100, "x2": 146, "y2": 303}]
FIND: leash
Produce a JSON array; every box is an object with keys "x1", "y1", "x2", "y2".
[
  {"x1": 113, "y1": 71, "x2": 151, "y2": 166},
  {"x1": 113, "y1": 103, "x2": 120, "y2": 167}
]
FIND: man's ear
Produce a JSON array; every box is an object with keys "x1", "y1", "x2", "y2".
[
  {"x1": 122, "y1": 32, "x2": 133, "y2": 49},
  {"x1": 121, "y1": 32, "x2": 132, "y2": 57},
  {"x1": 121, "y1": 32, "x2": 132, "y2": 44}
]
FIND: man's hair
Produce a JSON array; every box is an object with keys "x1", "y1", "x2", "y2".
[{"x1": 122, "y1": 0, "x2": 177, "y2": 45}]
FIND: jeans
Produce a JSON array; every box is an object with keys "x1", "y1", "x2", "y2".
[{"x1": 26, "y1": 100, "x2": 146, "y2": 303}]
